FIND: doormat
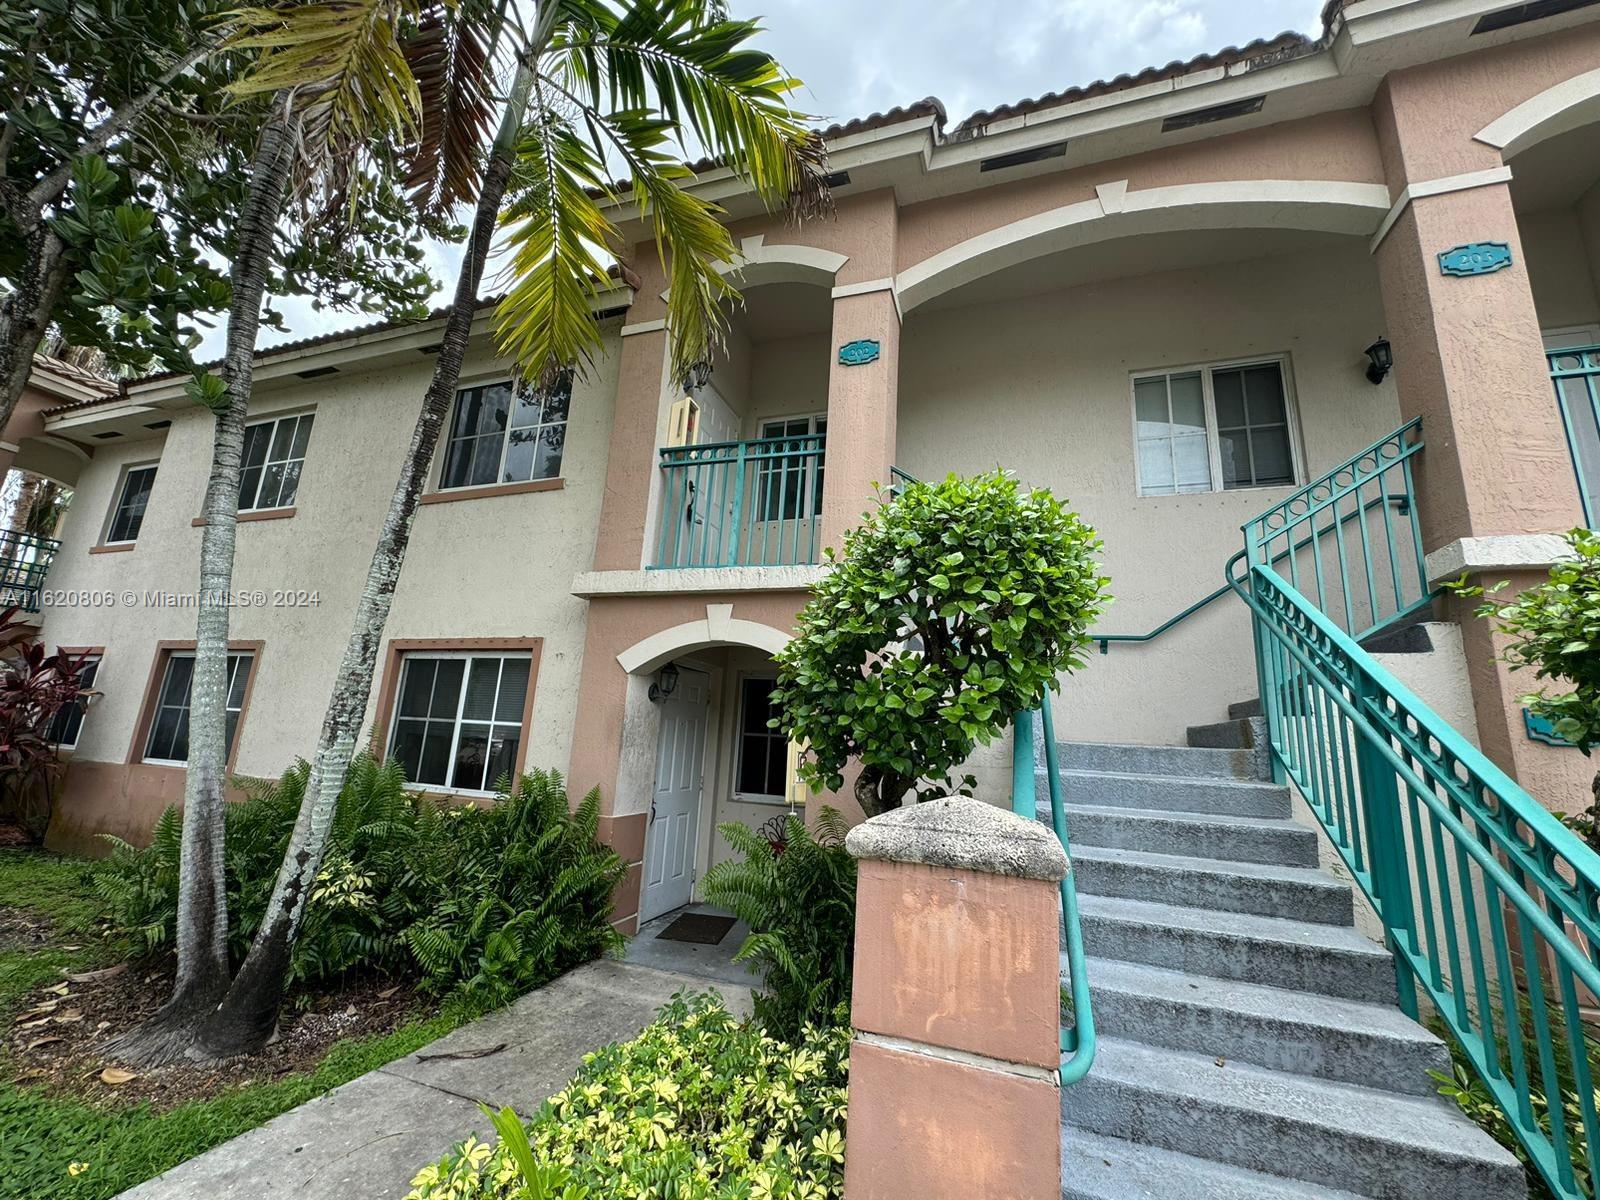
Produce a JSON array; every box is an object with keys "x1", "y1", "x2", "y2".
[{"x1": 656, "y1": 912, "x2": 737, "y2": 945}]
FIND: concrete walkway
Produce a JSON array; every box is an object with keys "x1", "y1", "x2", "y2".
[
  {"x1": 120, "y1": 960, "x2": 751, "y2": 1200},
  {"x1": 622, "y1": 903, "x2": 753, "y2": 988}
]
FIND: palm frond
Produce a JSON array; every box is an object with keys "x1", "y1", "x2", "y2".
[{"x1": 402, "y1": 0, "x2": 501, "y2": 214}]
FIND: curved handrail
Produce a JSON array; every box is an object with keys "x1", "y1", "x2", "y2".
[
  {"x1": 1012, "y1": 689, "x2": 1096, "y2": 1086},
  {"x1": 1090, "y1": 582, "x2": 1233, "y2": 653}
]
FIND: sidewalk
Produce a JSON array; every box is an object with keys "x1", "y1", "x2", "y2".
[{"x1": 119, "y1": 960, "x2": 751, "y2": 1200}]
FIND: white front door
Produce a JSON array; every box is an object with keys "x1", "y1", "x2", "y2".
[{"x1": 641, "y1": 667, "x2": 710, "y2": 921}]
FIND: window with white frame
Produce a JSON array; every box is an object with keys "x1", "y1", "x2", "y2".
[
  {"x1": 439, "y1": 375, "x2": 571, "y2": 490},
  {"x1": 105, "y1": 464, "x2": 157, "y2": 543},
  {"x1": 755, "y1": 415, "x2": 826, "y2": 522},
  {"x1": 238, "y1": 412, "x2": 314, "y2": 511},
  {"x1": 143, "y1": 651, "x2": 253, "y2": 764},
  {"x1": 386, "y1": 652, "x2": 531, "y2": 792},
  {"x1": 48, "y1": 655, "x2": 100, "y2": 748},
  {"x1": 734, "y1": 676, "x2": 787, "y2": 799},
  {"x1": 1132, "y1": 358, "x2": 1298, "y2": 496}
]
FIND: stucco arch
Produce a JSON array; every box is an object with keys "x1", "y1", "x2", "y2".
[
  {"x1": 716, "y1": 235, "x2": 848, "y2": 290},
  {"x1": 893, "y1": 178, "x2": 1393, "y2": 314},
  {"x1": 616, "y1": 603, "x2": 791, "y2": 674},
  {"x1": 1475, "y1": 67, "x2": 1600, "y2": 162}
]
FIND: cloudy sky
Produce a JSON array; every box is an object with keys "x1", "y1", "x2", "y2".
[{"x1": 216, "y1": 0, "x2": 1326, "y2": 358}]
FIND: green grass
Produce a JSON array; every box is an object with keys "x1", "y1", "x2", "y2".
[{"x1": 0, "y1": 849, "x2": 471, "y2": 1200}]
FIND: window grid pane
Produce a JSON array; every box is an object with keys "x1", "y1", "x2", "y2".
[
  {"x1": 108, "y1": 467, "x2": 156, "y2": 543},
  {"x1": 1212, "y1": 364, "x2": 1291, "y2": 490},
  {"x1": 144, "y1": 652, "x2": 252, "y2": 763},
  {"x1": 736, "y1": 678, "x2": 787, "y2": 797},
  {"x1": 49, "y1": 657, "x2": 100, "y2": 747},
  {"x1": 1134, "y1": 362, "x2": 1292, "y2": 496},
  {"x1": 388, "y1": 653, "x2": 531, "y2": 791},
  {"x1": 238, "y1": 414, "x2": 315, "y2": 511},
  {"x1": 441, "y1": 377, "x2": 572, "y2": 490}
]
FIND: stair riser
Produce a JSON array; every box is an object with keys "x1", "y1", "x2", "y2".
[
  {"x1": 1080, "y1": 982, "x2": 1448, "y2": 1096},
  {"x1": 1055, "y1": 744, "x2": 1267, "y2": 782},
  {"x1": 1187, "y1": 716, "x2": 1268, "y2": 752},
  {"x1": 1080, "y1": 915, "x2": 1396, "y2": 1004},
  {"x1": 1229, "y1": 698, "x2": 1264, "y2": 721},
  {"x1": 1064, "y1": 1079, "x2": 1523, "y2": 1199},
  {"x1": 1069, "y1": 854, "x2": 1354, "y2": 925},
  {"x1": 1065, "y1": 810, "x2": 1319, "y2": 868},
  {"x1": 1043, "y1": 774, "x2": 1291, "y2": 818}
]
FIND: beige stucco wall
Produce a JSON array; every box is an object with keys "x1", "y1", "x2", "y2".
[
  {"x1": 1520, "y1": 206, "x2": 1600, "y2": 330},
  {"x1": 39, "y1": 327, "x2": 619, "y2": 843},
  {"x1": 896, "y1": 239, "x2": 1402, "y2": 744}
]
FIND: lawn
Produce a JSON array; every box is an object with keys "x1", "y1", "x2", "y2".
[{"x1": 0, "y1": 848, "x2": 462, "y2": 1200}]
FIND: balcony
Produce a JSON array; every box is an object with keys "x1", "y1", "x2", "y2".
[
  {"x1": 651, "y1": 435, "x2": 825, "y2": 570},
  {"x1": 0, "y1": 530, "x2": 60, "y2": 613}
]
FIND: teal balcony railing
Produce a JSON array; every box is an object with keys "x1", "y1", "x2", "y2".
[
  {"x1": 1231, "y1": 418, "x2": 1600, "y2": 1200},
  {"x1": 1011, "y1": 689, "x2": 1096, "y2": 1086},
  {"x1": 652, "y1": 436, "x2": 825, "y2": 569},
  {"x1": 0, "y1": 530, "x2": 59, "y2": 612}
]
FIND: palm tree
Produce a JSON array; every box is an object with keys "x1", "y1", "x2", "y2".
[
  {"x1": 110, "y1": 1, "x2": 430, "y2": 1066},
  {"x1": 191, "y1": 0, "x2": 826, "y2": 1058}
]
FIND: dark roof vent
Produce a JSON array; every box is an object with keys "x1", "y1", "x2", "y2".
[
  {"x1": 91, "y1": 430, "x2": 122, "y2": 440},
  {"x1": 418, "y1": 343, "x2": 444, "y2": 355},
  {"x1": 821, "y1": 169, "x2": 852, "y2": 188},
  {"x1": 979, "y1": 141, "x2": 1067, "y2": 173},
  {"x1": 1162, "y1": 94, "x2": 1265, "y2": 132},
  {"x1": 1474, "y1": 0, "x2": 1600, "y2": 33},
  {"x1": 294, "y1": 365, "x2": 339, "y2": 379},
  {"x1": 144, "y1": 420, "x2": 172, "y2": 430}
]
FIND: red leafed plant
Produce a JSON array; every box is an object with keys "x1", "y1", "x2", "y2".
[{"x1": 0, "y1": 606, "x2": 90, "y2": 841}]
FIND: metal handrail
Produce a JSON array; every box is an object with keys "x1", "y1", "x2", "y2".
[
  {"x1": 1011, "y1": 688, "x2": 1096, "y2": 1086},
  {"x1": 0, "y1": 529, "x2": 60, "y2": 613},
  {"x1": 653, "y1": 435, "x2": 826, "y2": 569},
  {"x1": 1232, "y1": 416, "x2": 1600, "y2": 1200}
]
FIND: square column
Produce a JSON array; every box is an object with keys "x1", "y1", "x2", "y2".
[
  {"x1": 1373, "y1": 154, "x2": 1589, "y2": 800},
  {"x1": 819, "y1": 287, "x2": 900, "y2": 550}
]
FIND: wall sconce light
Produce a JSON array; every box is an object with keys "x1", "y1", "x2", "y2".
[
  {"x1": 1364, "y1": 337, "x2": 1394, "y2": 385},
  {"x1": 649, "y1": 662, "x2": 680, "y2": 702}
]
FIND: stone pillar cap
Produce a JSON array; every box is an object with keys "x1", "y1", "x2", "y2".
[{"x1": 845, "y1": 795, "x2": 1069, "y2": 882}]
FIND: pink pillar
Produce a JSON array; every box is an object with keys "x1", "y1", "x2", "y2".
[
  {"x1": 820, "y1": 289, "x2": 899, "y2": 550},
  {"x1": 843, "y1": 796, "x2": 1065, "y2": 1199},
  {"x1": 1373, "y1": 87, "x2": 1591, "y2": 804}
]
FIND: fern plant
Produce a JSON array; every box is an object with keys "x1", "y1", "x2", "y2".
[
  {"x1": 94, "y1": 758, "x2": 626, "y2": 1006},
  {"x1": 701, "y1": 807, "x2": 856, "y2": 1038}
]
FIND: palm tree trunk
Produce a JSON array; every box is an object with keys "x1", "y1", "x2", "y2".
[
  {"x1": 109, "y1": 107, "x2": 299, "y2": 1067},
  {"x1": 194, "y1": 63, "x2": 537, "y2": 1058},
  {"x1": 0, "y1": 224, "x2": 72, "y2": 433}
]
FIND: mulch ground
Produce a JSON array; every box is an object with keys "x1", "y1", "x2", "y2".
[{"x1": 4, "y1": 956, "x2": 432, "y2": 1110}]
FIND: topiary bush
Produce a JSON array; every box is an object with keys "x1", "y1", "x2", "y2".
[
  {"x1": 405, "y1": 992, "x2": 849, "y2": 1200},
  {"x1": 772, "y1": 469, "x2": 1110, "y2": 817},
  {"x1": 94, "y1": 757, "x2": 625, "y2": 1003},
  {"x1": 701, "y1": 808, "x2": 856, "y2": 1038}
]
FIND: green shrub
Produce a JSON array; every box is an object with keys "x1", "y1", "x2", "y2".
[
  {"x1": 405, "y1": 992, "x2": 849, "y2": 1200},
  {"x1": 701, "y1": 809, "x2": 856, "y2": 1039},
  {"x1": 94, "y1": 757, "x2": 626, "y2": 1002},
  {"x1": 772, "y1": 469, "x2": 1110, "y2": 818}
]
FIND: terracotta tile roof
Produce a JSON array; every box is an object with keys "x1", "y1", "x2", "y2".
[{"x1": 30, "y1": 354, "x2": 120, "y2": 397}]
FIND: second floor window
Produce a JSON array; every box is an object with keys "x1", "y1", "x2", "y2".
[
  {"x1": 106, "y1": 465, "x2": 157, "y2": 544},
  {"x1": 239, "y1": 412, "x2": 314, "y2": 511},
  {"x1": 440, "y1": 376, "x2": 571, "y2": 490},
  {"x1": 1133, "y1": 358, "x2": 1299, "y2": 497}
]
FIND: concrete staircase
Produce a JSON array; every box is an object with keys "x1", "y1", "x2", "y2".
[{"x1": 1046, "y1": 732, "x2": 1527, "y2": 1199}]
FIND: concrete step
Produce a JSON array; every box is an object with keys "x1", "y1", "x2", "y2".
[
  {"x1": 1056, "y1": 741, "x2": 1267, "y2": 782},
  {"x1": 1069, "y1": 845, "x2": 1354, "y2": 925},
  {"x1": 1189, "y1": 715, "x2": 1268, "y2": 751},
  {"x1": 1064, "y1": 1038, "x2": 1526, "y2": 1199},
  {"x1": 1078, "y1": 957, "x2": 1448, "y2": 1096},
  {"x1": 1228, "y1": 698, "x2": 1264, "y2": 721},
  {"x1": 1063, "y1": 805, "x2": 1320, "y2": 868},
  {"x1": 1061, "y1": 1128, "x2": 1370, "y2": 1200},
  {"x1": 1044, "y1": 771, "x2": 1291, "y2": 818},
  {"x1": 1077, "y1": 894, "x2": 1396, "y2": 1004}
]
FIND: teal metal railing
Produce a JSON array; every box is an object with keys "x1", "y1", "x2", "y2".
[
  {"x1": 652, "y1": 435, "x2": 825, "y2": 569},
  {"x1": 1231, "y1": 418, "x2": 1600, "y2": 1200},
  {"x1": 1548, "y1": 344, "x2": 1600, "y2": 528},
  {"x1": 0, "y1": 529, "x2": 59, "y2": 612},
  {"x1": 1011, "y1": 689, "x2": 1095, "y2": 1085}
]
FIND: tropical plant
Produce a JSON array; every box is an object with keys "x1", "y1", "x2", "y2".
[
  {"x1": 96, "y1": 757, "x2": 625, "y2": 1002},
  {"x1": 1447, "y1": 528, "x2": 1600, "y2": 848},
  {"x1": 0, "y1": 607, "x2": 88, "y2": 840},
  {"x1": 701, "y1": 808, "x2": 856, "y2": 1038},
  {"x1": 406, "y1": 992, "x2": 850, "y2": 1200},
  {"x1": 773, "y1": 470, "x2": 1111, "y2": 818},
  {"x1": 210, "y1": 0, "x2": 829, "y2": 1061}
]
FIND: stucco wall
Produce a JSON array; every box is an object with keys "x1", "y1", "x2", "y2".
[
  {"x1": 1520, "y1": 205, "x2": 1600, "y2": 330},
  {"x1": 39, "y1": 329, "x2": 619, "y2": 847},
  {"x1": 896, "y1": 241, "x2": 1402, "y2": 744}
]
